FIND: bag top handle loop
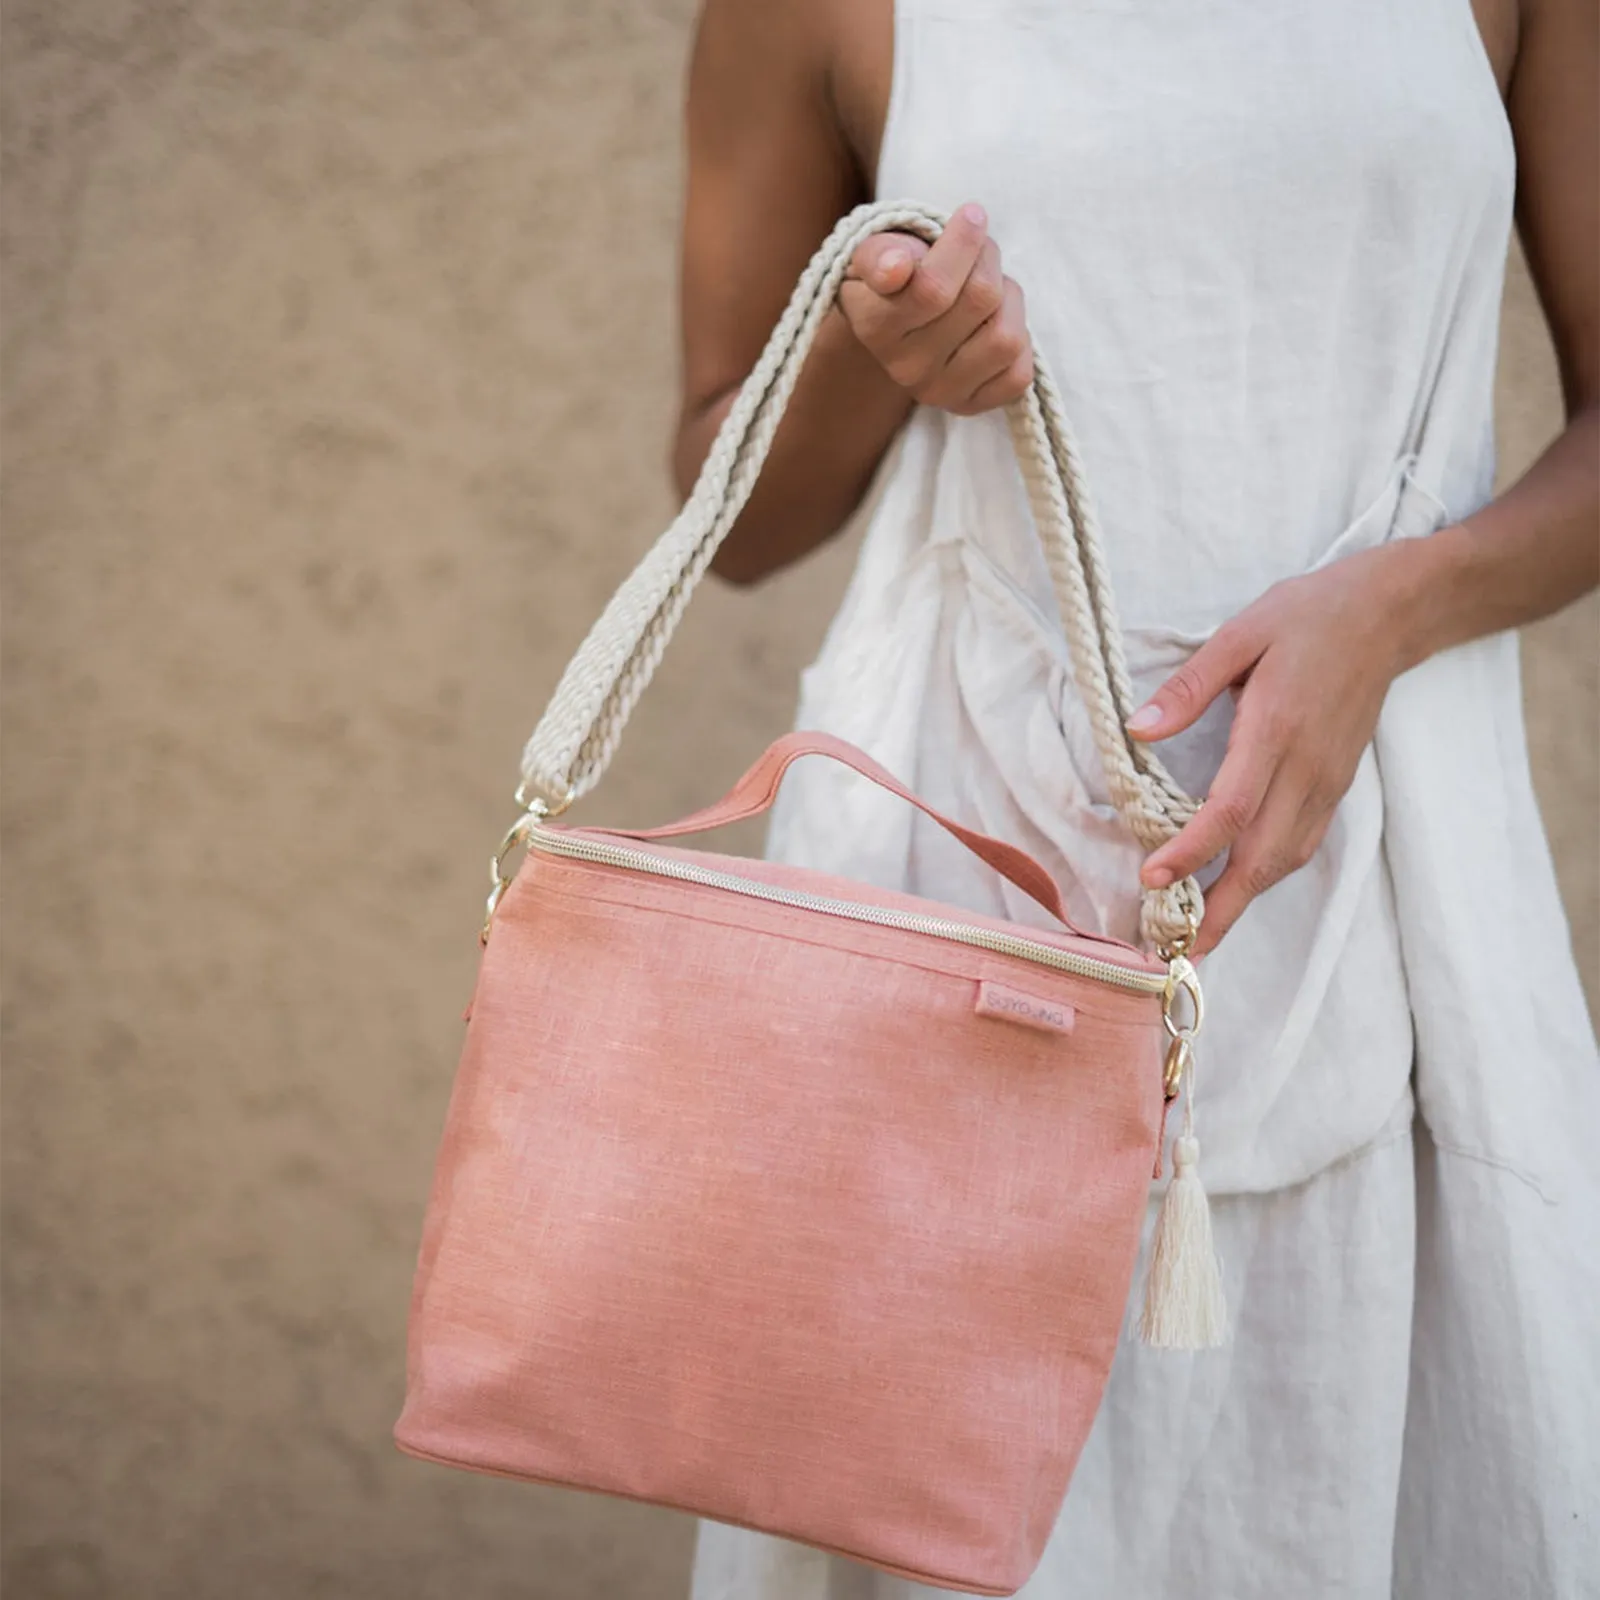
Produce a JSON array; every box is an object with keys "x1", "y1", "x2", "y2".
[
  {"x1": 590, "y1": 729, "x2": 1125, "y2": 943},
  {"x1": 517, "y1": 200, "x2": 1204, "y2": 951}
]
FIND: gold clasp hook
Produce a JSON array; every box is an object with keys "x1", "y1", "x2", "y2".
[
  {"x1": 480, "y1": 801, "x2": 550, "y2": 945},
  {"x1": 480, "y1": 774, "x2": 576, "y2": 944},
  {"x1": 1158, "y1": 913, "x2": 1204, "y2": 1101}
]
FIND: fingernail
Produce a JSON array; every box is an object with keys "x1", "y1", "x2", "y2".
[
  {"x1": 1127, "y1": 705, "x2": 1162, "y2": 733},
  {"x1": 1144, "y1": 866, "x2": 1173, "y2": 889},
  {"x1": 960, "y1": 202, "x2": 986, "y2": 227},
  {"x1": 877, "y1": 248, "x2": 908, "y2": 280}
]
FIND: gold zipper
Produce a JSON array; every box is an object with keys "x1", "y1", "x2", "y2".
[{"x1": 516, "y1": 823, "x2": 1169, "y2": 998}]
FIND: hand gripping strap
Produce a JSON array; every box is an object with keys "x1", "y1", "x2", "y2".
[{"x1": 517, "y1": 200, "x2": 1204, "y2": 950}]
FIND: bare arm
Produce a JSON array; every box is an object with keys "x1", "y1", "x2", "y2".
[
  {"x1": 1387, "y1": 0, "x2": 1599, "y2": 665},
  {"x1": 673, "y1": 0, "x2": 908, "y2": 585},
  {"x1": 1130, "y1": 0, "x2": 1599, "y2": 955},
  {"x1": 675, "y1": 0, "x2": 1033, "y2": 584}
]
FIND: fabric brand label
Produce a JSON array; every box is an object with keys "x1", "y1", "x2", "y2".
[{"x1": 974, "y1": 980, "x2": 1076, "y2": 1035}]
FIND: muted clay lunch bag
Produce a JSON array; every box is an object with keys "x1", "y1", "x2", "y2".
[{"x1": 393, "y1": 201, "x2": 1226, "y2": 1596}]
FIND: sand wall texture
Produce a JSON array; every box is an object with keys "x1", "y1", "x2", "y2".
[{"x1": 3, "y1": 6, "x2": 1595, "y2": 1598}]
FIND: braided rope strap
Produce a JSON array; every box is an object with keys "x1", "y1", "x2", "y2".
[{"x1": 519, "y1": 199, "x2": 1205, "y2": 952}]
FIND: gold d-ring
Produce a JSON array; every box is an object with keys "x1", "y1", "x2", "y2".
[{"x1": 1156, "y1": 905, "x2": 1201, "y2": 963}]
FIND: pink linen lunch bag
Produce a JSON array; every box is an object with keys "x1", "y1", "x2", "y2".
[{"x1": 394, "y1": 201, "x2": 1221, "y2": 1597}]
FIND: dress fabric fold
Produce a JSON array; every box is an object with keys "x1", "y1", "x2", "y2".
[{"x1": 690, "y1": 0, "x2": 1600, "y2": 1592}]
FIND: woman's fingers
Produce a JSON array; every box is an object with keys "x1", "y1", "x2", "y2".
[
  {"x1": 1145, "y1": 755, "x2": 1267, "y2": 896},
  {"x1": 947, "y1": 280, "x2": 1034, "y2": 412},
  {"x1": 1187, "y1": 777, "x2": 1334, "y2": 956},
  {"x1": 1126, "y1": 618, "x2": 1266, "y2": 742},
  {"x1": 1123, "y1": 558, "x2": 1411, "y2": 953},
  {"x1": 844, "y1": 231, "x2": 928, "y2": 296},
  {"x1": 842, "y1": 205, "x2": 988, "y2": 347},
  {"x1": 893, "y1": 237, "x2": 1006, "y2": 374},
  {"x1": 891, "y1": 202, "x2": 990, "y2": 331},
  {"x1": 915, "y1": 270, "x2": 1021, "y2": 406},
  {"x1": 1141, "y1": 711, "x2": 1279, "y2": 889},
  {"x1": 841, "y1": 202, "x2": 1033, "y2": 415}
]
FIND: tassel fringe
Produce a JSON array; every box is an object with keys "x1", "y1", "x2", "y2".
[
  {"x1": 1138, "y1": 1024, "x2": 1228, "y2": 1349},
  {"x1": 1138, "y1": 1132, "x2": 1227, "y2": 1348}
]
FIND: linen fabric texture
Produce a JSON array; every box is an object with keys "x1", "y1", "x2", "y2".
[
  {"x1": 693, "y1": 0, "x2": 1600, "y2": 1594},
  {"x1": 397, "y1": 734, "x2": 1173, "y2": 1594}
]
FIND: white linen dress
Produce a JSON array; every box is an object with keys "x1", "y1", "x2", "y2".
[{"x1": 689, "y1": 1, "x2": 1600, "y2": 1594}]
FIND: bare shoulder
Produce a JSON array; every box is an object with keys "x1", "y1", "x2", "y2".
[
  {"x1": 1502, "y1": 0, "x2": 1599, "y2": 411},
  {"x1": 688, "y1": 0, "x2": 892, "y2": 191},
  {"x1": 827, "y1": 0, "x2": 895, "y2": 192},
  {"x1": 1475, "y1": 0, "x2": 1598, "y2": 98},
  {"x1": 680, "y1": 0, "x2": 896, "y2": 412},
  {"x1": 1470, "y1": 0, "x2": 1520, "y2": 92}
]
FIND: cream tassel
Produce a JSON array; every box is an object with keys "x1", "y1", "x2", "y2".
[{"x1": 1139, "y1": 1053, "x2": 1227, "y2": 1349}]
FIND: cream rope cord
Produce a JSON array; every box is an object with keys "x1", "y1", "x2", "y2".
[{"x1": 518, "y1": 200, "x2": 1206, "y2": 952}]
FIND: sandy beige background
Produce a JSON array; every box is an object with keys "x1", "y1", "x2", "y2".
[{"x1": 3, "y1": 6, "x2": 1595, "y2": 1598}]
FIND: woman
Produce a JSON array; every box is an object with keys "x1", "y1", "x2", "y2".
[{"x1": 676, "y1": 0, "x2": 1598, "y2": 1595}]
